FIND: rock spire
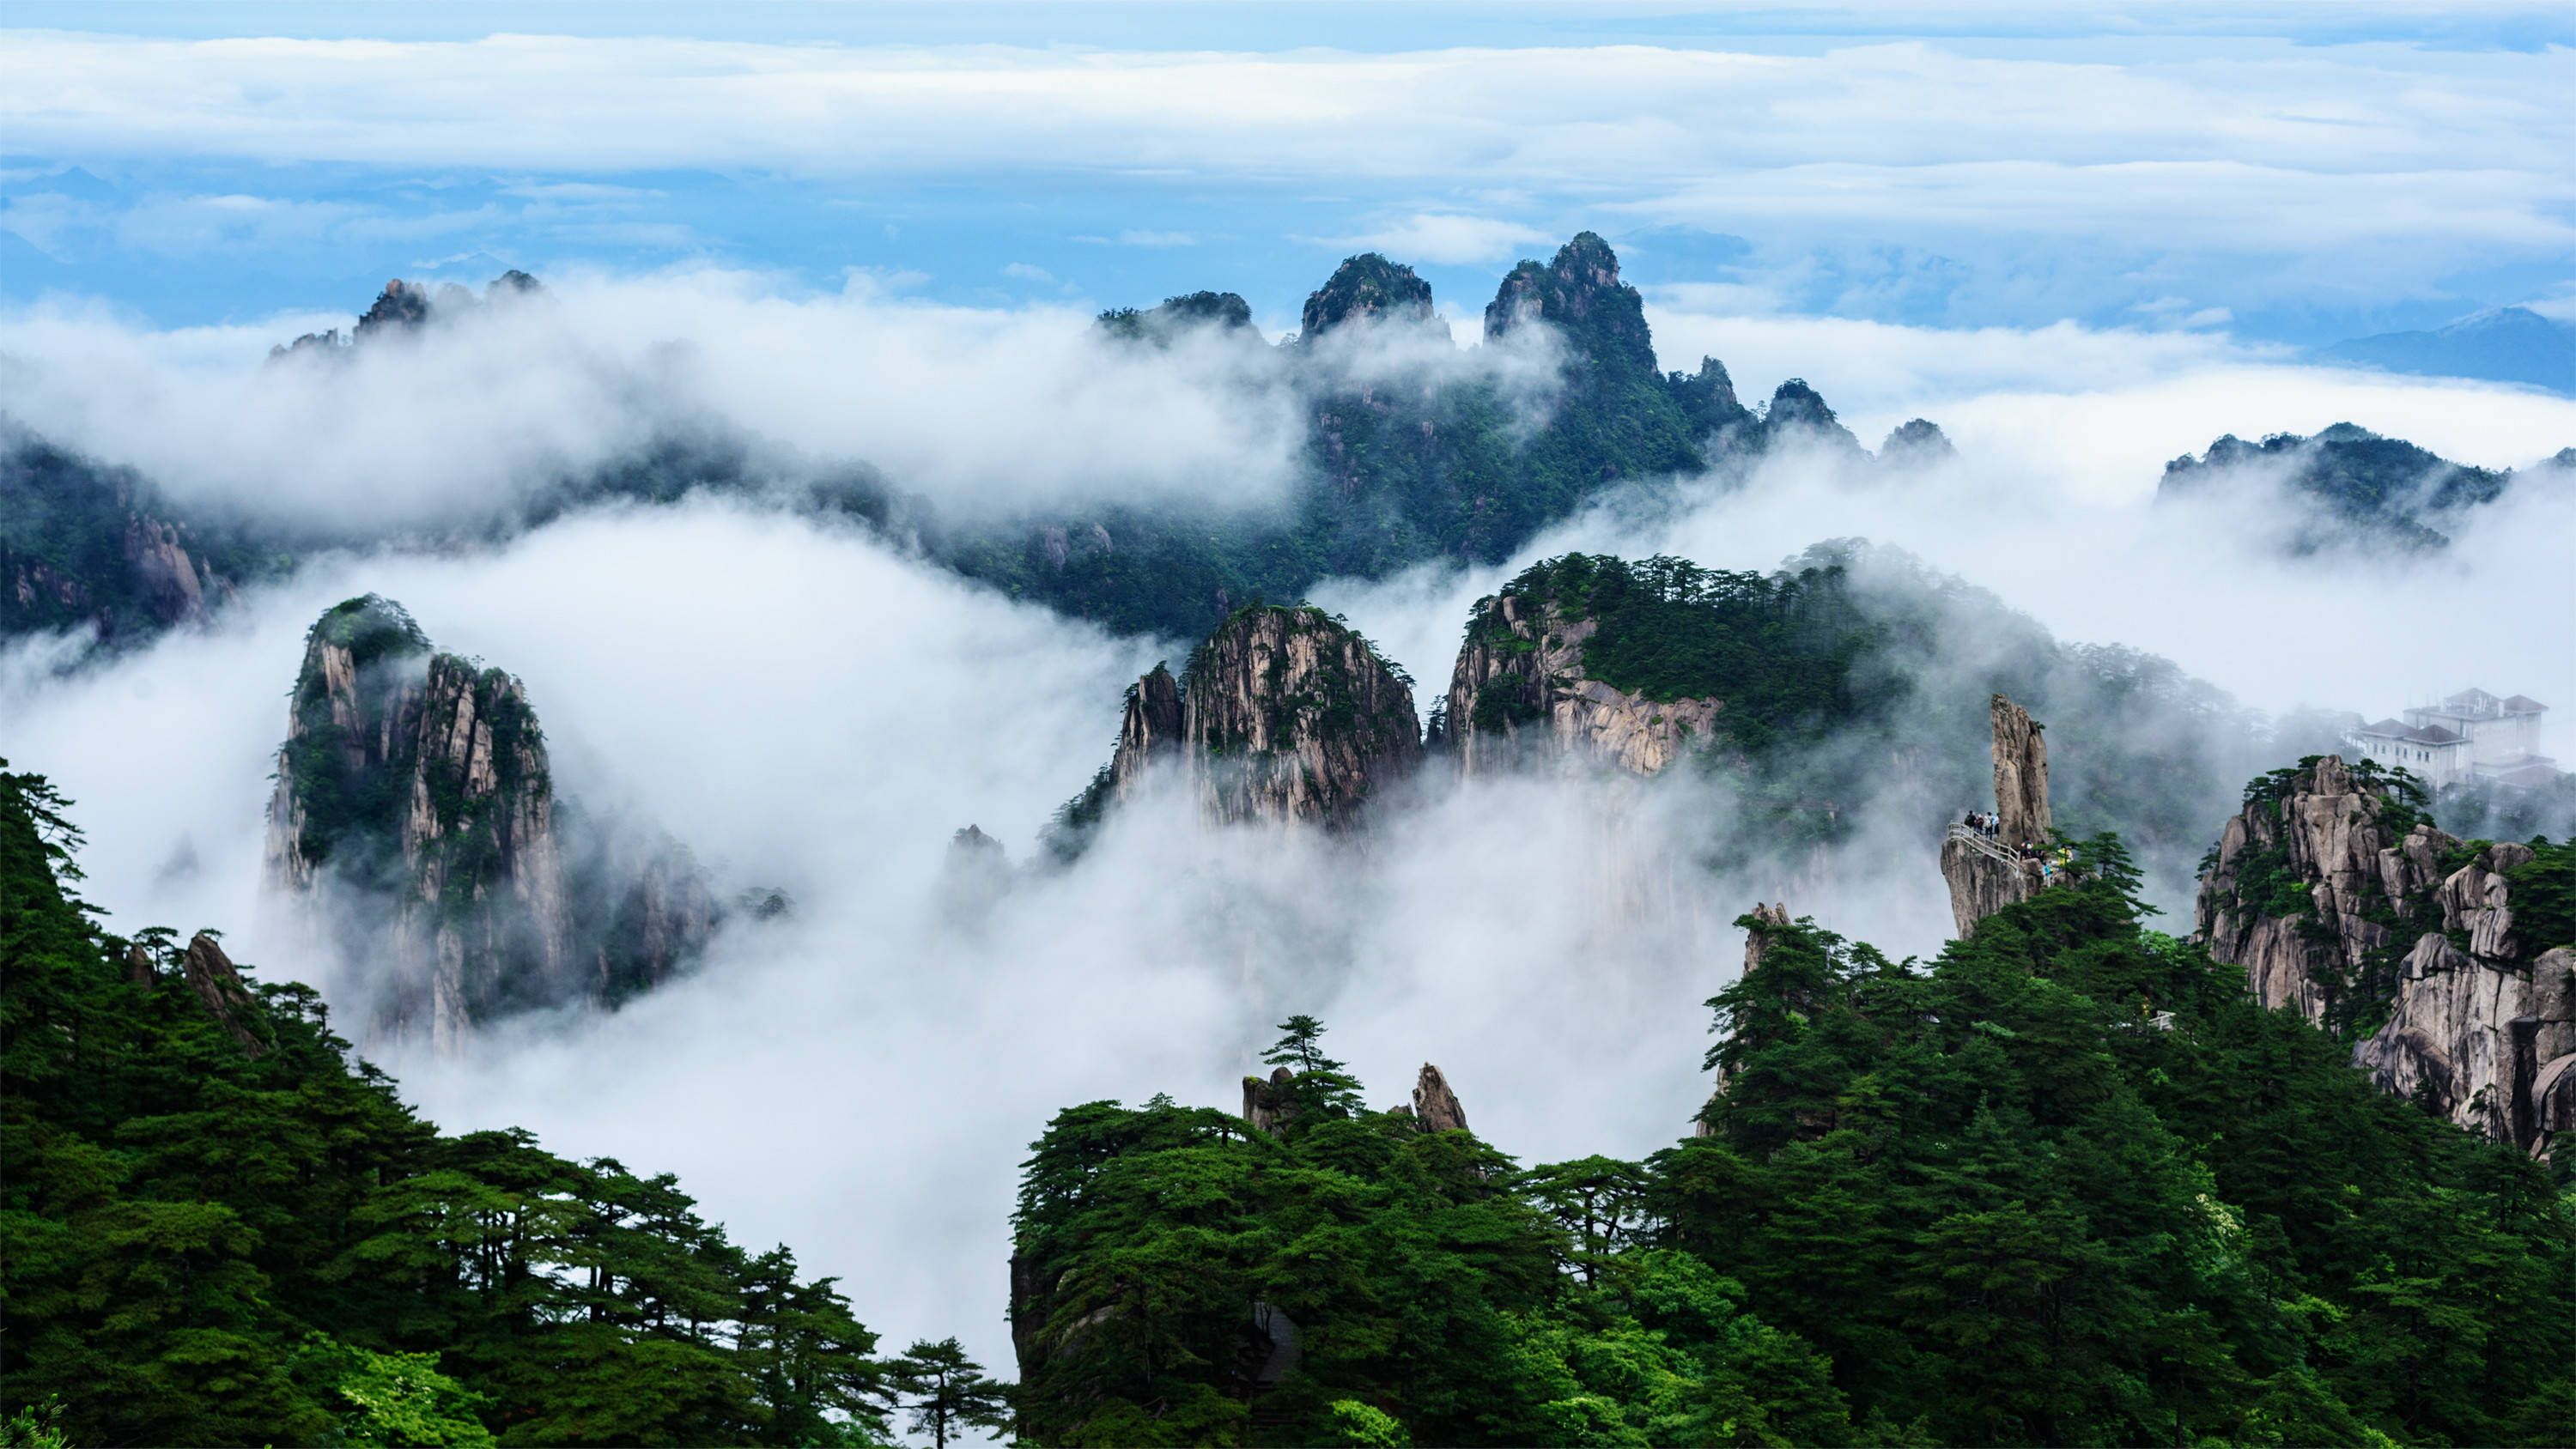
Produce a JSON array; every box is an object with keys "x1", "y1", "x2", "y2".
[
  {"x1": 1412, "y1": 1064, "x2": 1469, "y2": 1133},
  {"x1": 264, "y1": 595, "x2": 711, "y2": 1046},
  {"x1": 1936, "y1": 694, "x2": 2052, "y2": 938}
]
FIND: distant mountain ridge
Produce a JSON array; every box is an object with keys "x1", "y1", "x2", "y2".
[
  {"x1": 2315, "y1": 305, "x2": 2575, "y2": 395},
  {"x1": 3, "y1": 233, "x2": 1957, "y2": 658},
  {"x1": 2158, "y1": 421, "x2": 2567, "y2": 552}
]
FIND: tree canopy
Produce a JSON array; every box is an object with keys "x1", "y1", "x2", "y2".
[{"x1": 0, "y1": 761, "x2": 892, "y2": 1446}]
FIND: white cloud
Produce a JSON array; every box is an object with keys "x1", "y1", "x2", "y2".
[
  {"x1": 999, "y1": 261, "x2": 1053, "y2": 282},
  {"x1": 1318, "y1": 213, "x2": 1557, "y2": 265},
  {"x1": 1072, "y1": 227, "x2": 1190, "y2": 248},
  {"x1": 3, "y1": 32, "x2": 2567, "y2": 271},
  {"x1": 0, "y1": 266, "x2": 1313, "y2": 527}
]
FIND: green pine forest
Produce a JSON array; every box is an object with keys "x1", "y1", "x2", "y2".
[{"x1": 10, "y1": 747, "x2": 2574, "y2": 1445}]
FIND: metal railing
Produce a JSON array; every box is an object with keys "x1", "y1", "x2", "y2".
[{"x1": 1946, "y1": 823, "x2": 2026, "y2": 868}]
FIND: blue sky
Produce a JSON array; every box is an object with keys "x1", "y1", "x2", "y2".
[{"x1": 3, "y1": 3, "x2": 2571, "y2": 344}]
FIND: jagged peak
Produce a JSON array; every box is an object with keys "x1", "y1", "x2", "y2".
[
  {"x1": 273, "y1": 270, "x2": 546, "y2": 359},
  {"x1": 1301, "y1": 253, "x2": 1437, "y2": 338},
  {"x1": 1482, "y1": 232, "x2": 1657, "y2": 375}
]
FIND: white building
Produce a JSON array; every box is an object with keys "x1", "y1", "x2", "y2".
[
  {"x1": 2350, "y1": 718, "x2": 2474, "y2": 785},
  {"x1": 2348, "y1": 689, "x2": 2558, "y2": 789}
]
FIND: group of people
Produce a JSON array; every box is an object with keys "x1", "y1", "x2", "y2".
[{"x1": 1959, "y1": 809, "x2": 2079, "y2": 886}]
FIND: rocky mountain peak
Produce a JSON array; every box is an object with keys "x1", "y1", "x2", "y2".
[
  {"x1": 1990, "y1": 694, "x2": 2051, "y2": 848},
  {"x1": 264, "y1": 595, "x2": 711, "y2": 1046},
  {"x1": 2194, "y1": 755, "x2": 2574, "y2": 1152},
  {"x1": 1242, "y1": 1064, "x2": 1300, "y2": 1136},
  {"x1": 355, "y1": 278, "x2": 432, "y2": 336},
  {"x1": 273, "y1": 270, "x2": 547, "y2": 360},
  {"x1": 1301, "y1": 253, "x2": 1439, "y2": 338},
  {"x1": 1753, "y1": 379, "x2": 1866, "y2": 456},
  {"x1": 1483, "y1": 232, "x2": 1656, "y2": 378}
]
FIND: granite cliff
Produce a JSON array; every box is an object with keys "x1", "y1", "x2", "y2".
[
  {"x1": 1937, "y1": 694, "x2": 2056, "y2": 938},
  {"x1": 264, "y1": 595, "x2": 714, "y2": 1044},
  {"x1": 1076, "y1": 603, "x2": 1421, "y2": 834},
  {"x1": 1, "y1": 427, "x2": 269, "y2": 647},
  {"x1": 1442, "y1": 588, "x2": 1722, "y2": 779},
  {"x1": 2195, "y1": 755, "x2": 2575, "y2": 1152}
]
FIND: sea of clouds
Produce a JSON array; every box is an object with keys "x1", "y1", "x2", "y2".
[{"x1": 4, "y1": 278, "x2": 2571, "y2": 1392}]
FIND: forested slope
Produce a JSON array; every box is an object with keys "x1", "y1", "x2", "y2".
[
  {"x1": 0, "y1": 763, "x2": 887, "y2": 1446},
  {"x1": 1009, "y1": 841, "x2": 2575, "y2": 1446}
]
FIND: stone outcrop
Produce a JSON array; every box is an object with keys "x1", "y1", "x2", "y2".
[
  {"x1": 1697, "y1": 902, "x2": 1792, "y2": 1136},
  {"x1": 1412, "y1": 1064, "x2": 1468, "y2": 1133},
  {"x1": 2195, "y1": 755, "x2": 2573, "y2": 1152},
  {"x1": 1443, "y1": 592, "x2": 1721, "y2": 779},
  {"x1": 264, "y1": 594, "x2": 712, "y2": 1045},
  {"x1": 1937, "y1": 694, "x2": 2051, "y2": 937},
  {"x1": 1242, "y1": 1065, "x2": 1300, "y2": 1136},
  {"x1": 1110, "y1": 665, "x2": 1185, "y2": 803},
  {"x1": 1100, "y1": 605, "x2": 1420, "y2": 830},
  {"x1": 182, "y1": 932, "x2": 268, "y2": 1057}
]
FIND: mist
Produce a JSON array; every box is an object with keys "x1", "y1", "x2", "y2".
[
  {"x1": 0, "y1": 270, "x2": 1319, "y2": 531},
  {"x1": 6, "y1": 294, "x2": 2572, "y2": 1410}
]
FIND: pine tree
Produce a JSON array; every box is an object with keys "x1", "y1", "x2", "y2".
[{"x1": 884, "y1": 1338, "x2": 1011, "y2": 1449}]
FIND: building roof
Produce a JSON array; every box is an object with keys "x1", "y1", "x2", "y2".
[
  {"x1": 2487, "y1": 761, "x2": 2567, "y2": 789},
  {"x1": 2502, "y1": 694, "x2": 2549, "y2": 714},
  {"x1": 2357, "y1": 718, "x2": 2465, "y2": 746},
  {"x1": 2443, "y1": 687, "x2": 2499, "y2": 710}
]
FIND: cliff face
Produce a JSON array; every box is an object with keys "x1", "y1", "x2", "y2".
[
  {"x1": 3, "y1": 433, "x2": 255, "y2": 648},
  {"x1": 1097, "y1": 606, "x2": 1419, "y2": 830},
  {"x1": 1186, "y1": 606, "x2": 1422, "y2": 828},
  {"x1": 1110, "y1": 664, "x2": 1185, "y2": 803},
  {"x1": 264, "y1": 595, "x2": 710, "y2": 1044},
  {"x1": 1443, "y1": 592, "x2": 1721, "y2": 779},
  {"x1": 1938, "y1": 694, "x2": 2052, "y2": 938},
  {"x1": 2194, "y1": 755, "x2": 2575, "y2": 1152}
]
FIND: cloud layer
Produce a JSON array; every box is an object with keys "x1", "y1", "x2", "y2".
[{"x1": 6, "y1": 27, "x2": 2570, "y2": 332}]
